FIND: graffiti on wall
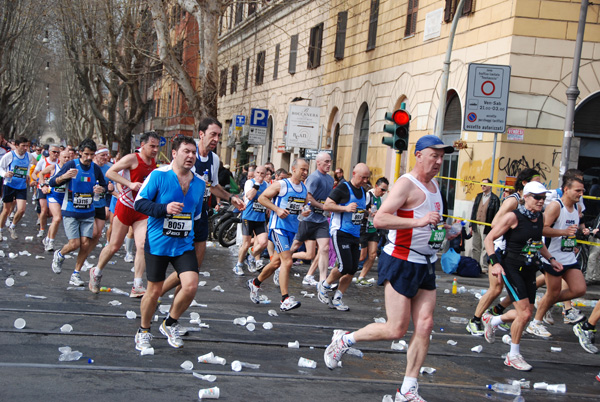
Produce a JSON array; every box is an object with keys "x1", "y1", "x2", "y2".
[
  {"x1": 498, "y1": 155, "x2": 552, "y2": 181},
  {"x1": 462, "y1": 175, "x2": 477, "y2": 195}
]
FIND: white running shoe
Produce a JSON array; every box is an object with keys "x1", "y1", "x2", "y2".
[
  {"x1": 124, "y1": 253, "x2": 134, "y2": 263},
  {"x1": 526, "y1": 321, "x2": 552, "y2": 338},
  {"x1": 69, "y1": 272, "x2": 85, "y2": 286},
  {"x1": 504, "y1": 353, "x2": 533, "y2": 371},
  {"x1": 332, "y1": 298, "x2": 349, "y2": 311},
  {"x1": 280, "y1": 295, "x2": 301, "y2": 312},
  {"x1": 233, "y1": 262, "x2": 244, "y2": 276},
  {"x1": 302, "y1": 275, "x2": 318, "y2": 286}
]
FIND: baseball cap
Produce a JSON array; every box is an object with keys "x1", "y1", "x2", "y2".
[
  {"x1": 414, "y1": 135, "x2": 454, "y2": 155},
  {"x1": 523, "y1": 181, "x2": 548, "y2": 195}
]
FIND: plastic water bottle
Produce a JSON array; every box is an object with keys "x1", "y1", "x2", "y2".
[
  {"x1": 368, "y1": 205, "x2": 377, "y2": 224},
  {"x1": 202, "y1": 169, "x2": 209, "y2": 183},
  {"x1": 486, "y1": 383, "x2": 521, "y2": 396},
  {"x1": 452, "y1": 278, "x2": 457, "y2": 295},
  {"x1": 449, "y1": 220, "x2": 466, "y2": 236},
  {"x1": 298, "y1": 202, "x2": 311, "y2": 221},
  {"x1": 93, "y1": 180, "x2": 101, "y2": 202}
]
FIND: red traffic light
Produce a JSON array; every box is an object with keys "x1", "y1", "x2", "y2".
[{"x1": 392, "y1": 110, "x2": 410, "y2": 126}]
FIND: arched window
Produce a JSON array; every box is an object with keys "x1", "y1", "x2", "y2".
[{"x1": 439, "y1": 91, "x2": 461, "y2": 215}]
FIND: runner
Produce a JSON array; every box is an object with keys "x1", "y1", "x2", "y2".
[
  {"x1": 32, "y1": 144, "x2": 60, "y2": 239},
  {"x1": 317, "y1": 163, "x2": 370, "y2": 311},
  {"x1": 132, "y1": 136, "x2": 205, "y2": 350},
  {"x1": 39, "y1": 150, "x2": 71, "y2": 251},
  {"x1": 573, "y1": 298, "x2": 600, "y2": 354},
  {"x1": 0, "y1": 136, "x2": 36, "y2": 240},
  {"x1": 482, "y1": 181, "x2": 562, "y2": 371},
  {"x1": 323, "y1": 135, "x2": 454, "y2": 402},
  {"x1": 48, "y1": 139, "x2": 107, "y2": 286},
  {"x1": 247, "y1": 158, "x2": 310, "y2": 311},
  {"x1": 88, "y1": 132, "x2": 159, "y2": 296}
]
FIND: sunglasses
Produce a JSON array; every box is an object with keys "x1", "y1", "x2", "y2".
[
  {"x1": 50, "y1": 150, "x2": 59, "y2": 154},
  {"x1": 531, "y1": 194, "x2": 546, "y2": 201}
]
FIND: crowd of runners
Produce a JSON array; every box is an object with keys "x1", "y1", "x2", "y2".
[{"x1": 1, "y1": 118, "x2": 599, "y2": 401}]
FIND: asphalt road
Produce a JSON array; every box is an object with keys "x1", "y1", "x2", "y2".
[{"x1": 1, "y1": 199, "x2": 599, "y2": 401}]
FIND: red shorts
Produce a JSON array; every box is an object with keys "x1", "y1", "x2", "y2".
[{"x1": 114, "y1": 200, "x2": 147, "y2": 227}]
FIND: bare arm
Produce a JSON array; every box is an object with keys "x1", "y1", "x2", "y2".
[
  {"x1": 485, "y1": 211, "x2": 518, "y2": 283},
  {"x1": 210, "y1": 183, "x2": 245, "y2": 210},
  {"x1": 258, "y1": 181, "x2": 288, "y2": 218},
  {"x1": 323, "y1": 197, "x2": 356, "y2": 213},
  {"x1": 106, "y1": 154, "x2": 140, "y2": 191},
  {"x1": 490, "y1": 196, "x2": 518, "y2": 227}
]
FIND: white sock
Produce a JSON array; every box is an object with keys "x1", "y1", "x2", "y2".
[
  {"x1": 400, "y1": 377, "x2": 418, "y2": 394},
  {"x1": 334, "y1": 290, "x2": 343, "y2": 300},
  {"x1": 134, "y1": 277, "x2": 143, "y2": 288},
  {"x1": 533, "y1": 319, "x2": 542, "y2": 325},
  {"x1": 342, "y1": 332, "x2": 356, "y2": 346},
  {"x1": 125, "y1": 237, "x2": 134, "y2": 254},
  {"x1": 510, "y1": 342, "x2": 520, "y2": 356},
  {"x1": 491, "y1": 315, "x2": 504, "y2": 327}
]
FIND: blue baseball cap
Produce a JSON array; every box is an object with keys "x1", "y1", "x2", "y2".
[{"x1": 414, "y1": 135, "x2": 454, "y2": 155}]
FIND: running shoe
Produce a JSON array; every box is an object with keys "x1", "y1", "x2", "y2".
[
  {"x1": 82, "y1": 259, "x2": 94, "y2": 271},
  {"x1": 564, "y1": 308, "x2": 586, "y2": 324},
  {"x1": 395, "y1": 384, "x2": 427, "y2": 402},
  {"x1": 247, "y1": 279, "x2": 261, "y2": 304},
  {"x1": 69, "y1": 272, "x2": 85, "y2": 286},
  {"x1": 124, "y1": 253, "x2": 134, "y2": 263},
  {"x1": 43, "y1": 237, "x2": 55, "y2": 252},
  {"x1": 573, "y1": 323, "x2": 598, "y2": 354},
  {"x1": 486, "y1": 307, "x2": 510, "y2": 331},
  {"x1": 526, "y1": 321, "x2": 552, "y2": 338},
  {"x1": 246, "y1": 253, "x2": 256, "y2": 272},
  {"x1": 255, "y1": 259, "x2": 265, "y2": 272},
  {"x1": 89, "y1": 267, "x2": 102, "y2": 294},
  {"x1": 233, "y1": 262, "x2": 244, "y2": 276},
  {"x1": 135, "y1": 330, "x2": 153, "y2": 351},
  {"x1": 356, "y1": 277, "x2": 373, "y2": 287},
  {"x1": 332, "y1": 298, "x2": 349, "y2": 311},
  {"x1": 543, "y1": 309, "x2": 555, "y2": 325},
  {"x1": 302, "y1": 275, "x2": 318, "y2": 286},
  {"x1": 36, "y1": 229, "x2": 45, "y2": 238},
  {"x1": 280, "y1": 295, "x2": 301, "y2": 312},
  {"x1": 130, "y1": 285, "x2": 146, "y2": 298},
  {"x1": 159, "y1": 320, "x2": 184, "y2": 348},
  {"x1": 504, "y1": 353, "x2": 532, "y2": 371},
  {"x1": 52, "y1": 250, "x2": 65, "y2": 274},
  {"x1": 8, "y1": 226, "x2": 17, "y2": 239},
  {"x1": 596, "y1": 372, "x2": 600, "y2": 382},
  {"x1": 466, "y1": 319, "x2": 484, "y2": 336},
  {"x1": 482, "y1": 312, "x2": 496, "y2": 343},
  {"x1": 317, "y1": 280, "x2": 333, "y2": 306},
  {"x1": 273, "y1": 268, "x2": 280, "y2": 285},
  {"x1": 324, "y1": 330, "x2": 349, "y2": 369}
]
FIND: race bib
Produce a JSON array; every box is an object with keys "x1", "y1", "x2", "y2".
[
  {"x1": 428, "y1": 227, "x2": 446, "y2": 250},
  {"x1": 54, "y1": 184, "x2": 66, "y2": 194},
  {"x1": 286, "y1": 197, "x2": 305, "y2": 215},
  {"x1": 73, "y1": 192, "x2": 93, "y2": 209},
  {"x1": 313, "y1": 200, "x2": 326, "y2": 215},
  {"x1": 252, "y1": 202, "x2": 266, "y2": 213},
  {"x1": 560, "y1": 236, "x2": 577, "y2": 252},
  {"x1": 351, "y1": 209, "x2": 365, "y2": 225},
  {"x1": 163, "y1": 213, "x2": 192, "y2": 237},
  {"x1": 13, "y1": 166, "x2": 27, "y2": 179},
  {"x1": 521, "y1": 240, "x2": 543, "y2": 255}
]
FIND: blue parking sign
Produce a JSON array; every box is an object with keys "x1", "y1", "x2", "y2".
[
  {"x1": 235, "y1": 115, "x2": 246, "y2": 127},
  {"x1": 250, "y1": 109, "x2": 269, "y2": 127}
]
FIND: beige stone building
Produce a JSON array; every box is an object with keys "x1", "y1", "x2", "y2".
[{"x1": 217, "y1": 0, "x2": 600, "y2": 219}]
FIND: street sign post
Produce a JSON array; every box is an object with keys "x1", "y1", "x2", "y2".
[
  {"x1": 463, "y1": 63, "x2": 511, "y2": 133},
  {"x1": 248, "y1": 108, "x2": 269, "y2": 145},
  {"x1": 304, "y1": 148, "x2": 332, "y2": 160},
  {"x1": 286, "y1": 105, "x2": 320, "y2": 149}
]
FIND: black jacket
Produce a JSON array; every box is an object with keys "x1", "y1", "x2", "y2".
[{"x1": 470, "y1": 192, "x2": 500, "y2": 234}]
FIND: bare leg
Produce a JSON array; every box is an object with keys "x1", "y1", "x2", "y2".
[{"x1": 168, "y1": 271, "x2": 199, "y2": 319}]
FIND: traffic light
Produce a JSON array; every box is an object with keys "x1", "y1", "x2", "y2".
[{"x1": 382, "y1": 108, "x2": 410, "y2": 151}]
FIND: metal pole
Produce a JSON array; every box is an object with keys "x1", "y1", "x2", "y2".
[
  {"x1": 395, "y1": 151, "x2": 401, "y2": 181},
  {"x1": 434, "y1": 0, "x2": 465, "y2": 138},
  {"x1": 490, "y1": 132, "x2": 497, "y2": 182},
  {"x1": 559, "y1": 0, "x2": 589, "y2": 180}
]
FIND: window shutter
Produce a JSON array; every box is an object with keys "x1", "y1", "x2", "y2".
[
  {"x1": 273, "y1": 44, "x2": 280, "y2": 80},
  {"x1": 367, "y1": 0, "x2": 379, "y2": 51},
  {"x1": 334, "y1": 11, "x2": 348, "y2": 60},
  {"x1": 289, "y1": 34, "x2": 298, "y2": 74},
  {"x1": 444, "y1": 0, "x2": 452, "y2": 22}
]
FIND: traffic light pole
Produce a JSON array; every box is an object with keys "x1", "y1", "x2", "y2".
[{"x1": 395, "y1": 151, "x2": 402, "y2": 181}]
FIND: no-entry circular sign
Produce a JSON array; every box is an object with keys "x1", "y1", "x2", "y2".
[{"x1": 481, "y1": 80, "x2": 495, "y2": 96}]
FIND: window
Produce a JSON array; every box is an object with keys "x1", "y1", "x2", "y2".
[
  {"x1": 308, "y1": 23, "x2": 324, "y2": 69},
  {"x1": 248, "y1": 1, "x2": 257, "y2": 16},
  {"x1": 255, "y1": 51, "x2": 265, "y2": 86},
  {"x1": 405, "y1": 0, "x2": 418, "y2": 37},
  {"x1": 219, "y1": 68, "x2": 227, "y2": 97},
  {"x1": 289, "y1": 34, "x2": 298, "y2": 74},
  {"x1": 358, "y1": 109, "x2": 369, "y2": 163},
  {"x1": 444, "y1": 0, "x2": 474, "y2": 22},
  {"x1": 334, "y1": 11, "x2": 348, "y2": 60},
  {"x1": 244, "y1": 58, "x2": 250, "y2": 90},
  {"x1": 273, "y1": 44, "x2": 280, "y2": 80},
  {"x1": 367, "y1": 0, "x2": 379, "y2": 51},
  {"x1": 235, "y1": 1, "x2": 244, "y2": 25},
  {"x1": 230, "y1": 64, "x2": 239, "y2": 94}
]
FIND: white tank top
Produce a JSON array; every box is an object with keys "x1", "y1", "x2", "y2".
[
  {"x1": 383, "y1": 174, "x2": 443, "y2": 264},
  {"x1": 543, "y1": 199, "x2": 578, "y2": 265}
]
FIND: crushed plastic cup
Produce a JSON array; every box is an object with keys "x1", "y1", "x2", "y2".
[
  {"x1": 374, "y1": 317, "x2": 386, "y2": 323},
  {"x1": 159, "y1": 304, "x2": 171, "y2": 314},
  {"x1": 382, "y1": 395, "x2": 394, "y2": 402},
  {"x1": 59, "y1": 351, "x2": 83, "y2": 361},
  {"x1": 108, "y1": 300, "x2": 122, "y2": 306},
  {"x1": 449, "y1": 316, "x2": 469, "y2": 324},
  {"x1": 502, "y1": 334, "x2": 512, "y2": 344},
  {"x1": 13, "y1": 318, "x2": 26, "y2": 329},
  {"x1": 550, "y1": 346, "x2": 562, "y2": 352},
  {"x1": 346, "y1": 348, "x2": 363, "y2": 358},
  {"x1": 231, "y1": 360, "x2": 243, "y2": 372},
  {"x1": 0, "y1": 250, "x2": 4, "y2": 257},
  {"x1": 391, "y1": 340, "x2": 408, "y2": 351},
  {"x1": 471, "y1": 345, "x2": 483, "y2": 353},
  {"x1": 58, "y1": 346, "x2": 71, "y2": 354},
  {"x1": 547, "y1": 384, "x2": 566, "y2": 393},
  {"x1": 268, "y1": 309, "x2": 278, "y2": 317},
  {"x1": 198, "y1": 386, "x2": 219, "y2": 399},
  {"x1": 60, "y1": 324, "x2": 73, "y2": 333},
  {"x1": 35, "y1": 255, "x2": 45, "y2": 259},
  {"x1": 246, "y1": 316, "x2": 256, "y2": 323},
  {"x1": 190, "y1": 312, "x2": 200, "y2": 321},
  {"x1": 126, "y1": 310, "x2": 137, "y2": 319},
  {"x1": 297, "y1": 357, "x2": 317, "y2": 369},
  {"x1": 19, "y1": 250, "x2": 31, "y2": 256},
  {"x1": 288, "y1": 341, "x2": 300, "y2": 348},
  {"x1": 25, "y1": 236, "x2": 34, "y2": 241},
  {"x1": 193, "y1": 373, "x2": 217, "y2": 382},
  {"x1": 5, "y1": 277, "x2": 14, "y2": 287},
  {"x1": 446, "y1": 306, "x2": 458, "y2": 312},
  {"x1": 198, "y1": 281, "x2": 207, "y2": 287},
  {"x1": 533, "y1": 382, "x2": 548, "y2": 390},
  {"x1": 447, "y1": 340, "x2": 457, "y2": 346},
  {"x1": 419, "y1": 366, "x2": 436, "y2": 374},
  {"x1": 19, "y1": 271, "x2": 27, "y2": 276},
  {"x1": 211, "y1": 285, "x2": 224, "y2": 292},
  {"x1": 199, "y1": 271, "x2": 211, "y2": 277},
  {"x1": 180, "y1": 360, "x2": 194, "y2": 370},
  {"x1": 246, "y1": 323, "x2": 255, "y2": 331},
  {"x1": 233, "y1": 317, "x2": 247, "y2": 326},
  {"x1": 262, "y1": 322, "x2": 273, "y2": 330},
  {"x1": 198, "y1": 352, "x2": 226, "y2": 365},
  {"x1": 190, "y1": 300, "x2": 208, "y2": 308},
  {"x1": 140, "y1": 347, "x2": 154, "y2": 356}
]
